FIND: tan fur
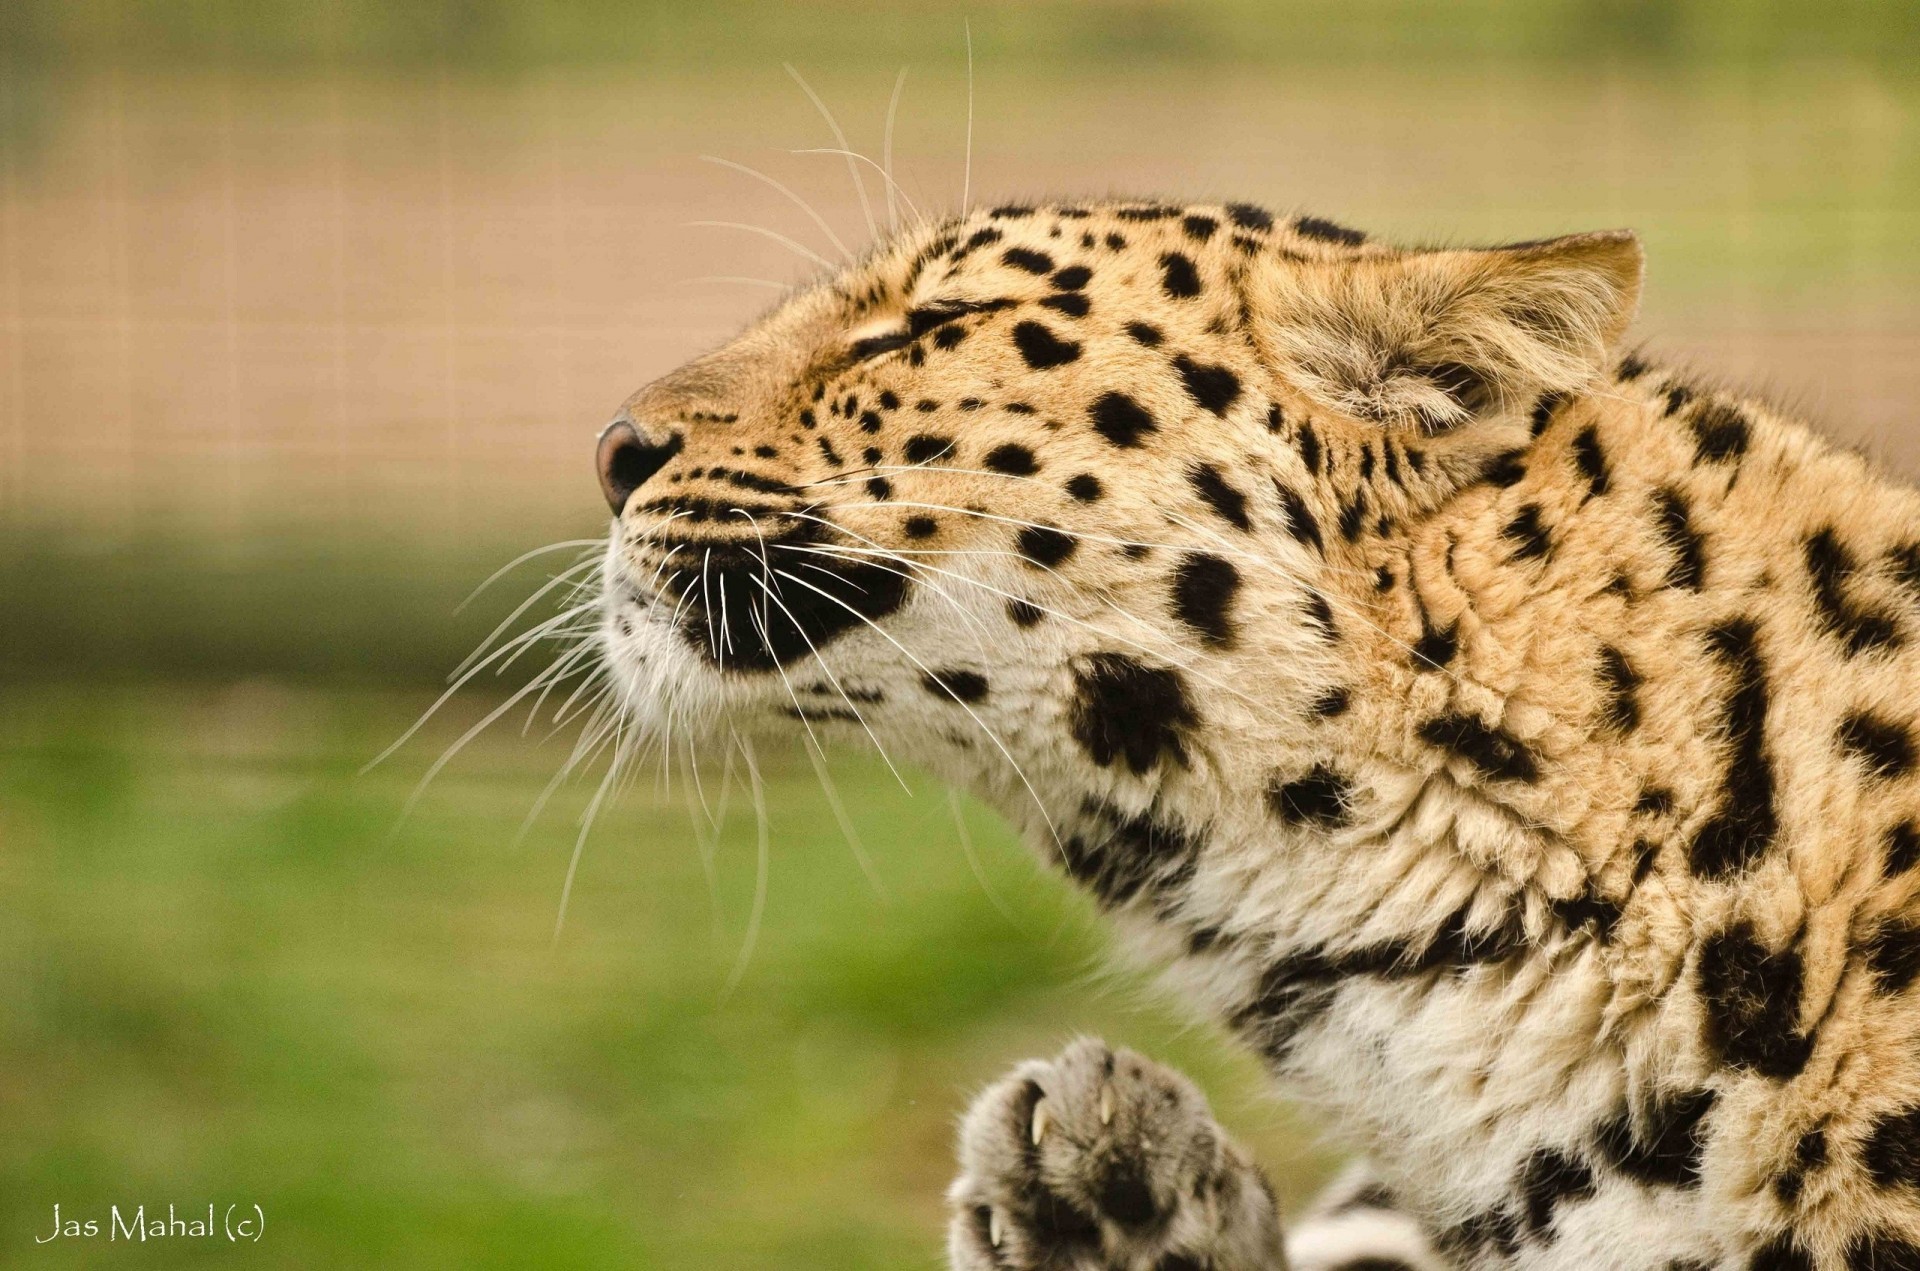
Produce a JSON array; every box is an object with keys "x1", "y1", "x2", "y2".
[{"x1": 594, "y1": 199, "x2": 1920, "y2": 1270}]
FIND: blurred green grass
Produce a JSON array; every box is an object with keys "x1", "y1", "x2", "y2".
[
  {"x1": 0, "y1": 681, "x2": 1338, "y2": 1268},
  {"x1": 5, "y1": 0, "x2": 1918, "y2": 71}
]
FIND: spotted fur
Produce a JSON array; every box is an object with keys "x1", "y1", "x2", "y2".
[{"x1": 591, "y1": 199, "x2": 1920, "y2": 1270}]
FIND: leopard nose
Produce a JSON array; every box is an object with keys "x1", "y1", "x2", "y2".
[{"x1": 596, "y1": 417, "x2": 683, "y2": 515}]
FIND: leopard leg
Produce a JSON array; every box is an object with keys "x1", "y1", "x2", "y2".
[
  {"x1": 946, "y1": 1037, "x2": 1288, "y2": 1271},
  {"x1": 1283, "y1": 1161, "x2": 1454, "y2": 1271}
]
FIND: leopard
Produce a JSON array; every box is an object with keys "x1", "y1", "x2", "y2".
[{"x1": 588, "y1": 196, "x2": 1920, "y2": 1270}]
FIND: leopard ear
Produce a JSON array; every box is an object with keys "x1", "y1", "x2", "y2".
[{"x1": 1249, "y1": 230, "x2": 1643, "y2": 435}]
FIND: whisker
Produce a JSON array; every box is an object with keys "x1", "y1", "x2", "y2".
[
  {"x1": 790, "y1": 149, "x2": 923, "y2": 226},
  {"x1": 699, "y1": 154, "x2": 852, "y2": 260},
  {"x1": 949, "y1": 785, "x2": 1019, "y2": 928},
  {"x1": 882, "y1": 66, "x2": 909, "y2": 230},
  {"x1": 718, "y1": 730, "x2": 772, "y2": 1003},
  {"x1": 962, "y1": 20, "x2": 974, "y2": 214},
  {"x1": 769, "y1": 564, "x2": 1061, "y2": 848},
  {"x1": 783, "y1": 63, "x2": 878, "y2": 244},
  {"x1": 687, "y1": 219, "x2": 836, "y2": 270},
  {"x1": 455, "y1": 539, "x2": 602, "y2": 615}
]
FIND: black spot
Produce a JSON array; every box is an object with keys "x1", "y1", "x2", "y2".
[
  {"x1": 904, "y1": 434, "x2": 954, "y2": 464},
  {"x1": 922, "y1": 669, "x2": 988, "y2": 703},
  {"x1": 1417, "y1": 714, "x2": 1539, "y2": 783},
  {"x1": 1844, "y1": 1233, "x2": 1920, "y2": 1271},
  {"x1": 1160, "y1": 251, "x2": 1202, "y2": 298},
  {"x1": 862, "y1": 446, "x2": 882, "y2": 465},
  {"x1": 1665, "y1": 384, "x2": 1694, "y2": 416},
  {"x1": 1274, "y1": 482, "x2": 1323, "y2": 554},
  {"x1": 1551, "y1": 891, "x2": 1623, "y2": 941},
  {"x1": 1226, "y1": 203, "x2": 1274, "y2": 231},
  {"x1": 1065, "y1": 474, "x2": 1102, "y2": 502},
  {"x1": 1235, "y1": 903, "x2": 1527, "y2": 1060},
  {"x1": 1189, "y1": 464, "x2": 1251, "y2": 530},
  {"x1": 1688, "y1": 619, "x2": 1778, "y2": 879},
  {"x1": 1573, "y1": 425, "x2": 1610, "y2": 497},
  {"x1": 1862, "y1": 1105, "x2": 1920, "y2": 1189},
  {"x1": 1125, "y1": 321, "x2": 1163, "y2": 346},
  {"x1": 1007, "y1": 599, "x2": 1043, "y2": 627},
  {"x1": 1310, "y1": 687, "x2": 1351, "y2": 717},
  {"x1": 1001, "y1": 246, "x2": 1053, "y2": 274},
  {"x1": 754, "y1": 444, "x2": 778, "y2": 459},
  {"x1": 1051, "y1": 265, "x2": 1092, "y2": 290},
  {"x1": 1654, "y1": 490, "x2": 1706, "y2": 590},
  {"x1": 878, "y1": 390, "x2": 899, "y2": 410},
  {"x1": 1691, "y1": 401, "x2": 1751, "y2": 463},
  {"x1": 1839, "y1": 711, "x2": 1916, "y2": 781},
  {"x1": 1594, "y1": 1088, "x2": 1716, "y2": 1188},
  {"x1": 1749, "y1": 1232, "x2": 1814, "y2": 1271},
  {"x1": 1104, "y1": 232, "x2": 1127, "y2": 250},
  {"x1": 1297, "y1": 421, "x2": 1322, "y2": 474},
  {"x1": 1012, "y1": 321, "x2": 1080, "y2": 369},
  {"x1": 989, "y1": 204, "x2": 1034, "y2": 218},
  {"x1": 904, "y1": 515, "x2": 937, "y2": 539},
  {"x1": 1301, "y1": 590, "x2": 1336, "y2": 640},
  {"x1": 1867, "y1": 920, "x2": 1920, "y2": 995},
  {"x1": 1503, "y1": 504, "x2": 1552, "y2": 561},
  {"x1": 932, "y1": 325, "x2": 967, "y2": 350},
  {"x1": 1018, "y1": 525, "x2": 1076, "y2": 568},
  {"x1": 1095, "y1": 1161, "x2": 1159, "y2": 1230},
  {"x1": 1805, "y1": 528, "x2": 1903, "y2": 656},
  {"x1": 1635, "y1": 788, "x2": 1675, "y2": 816},
  {"x1": 1090, "y1": 391, "x2": 1158, "y2": 447},
  {"x1": 1173, "y1": 355, "x2": 1241, "y2": 415},
  {"x1": 1294, "y1": 215, "x2": 1366, "y2": 245},
  {"x1": 1412, "y1": 616, "x2": 1458, "y2": 671},
  {"x1": 1889, "y1": 543, "x2": 1920, "y2": 603},
  {"x1": 1530, "y1": 390, "x2": 1568, "y2": 437},
  {"x1": 962, "y1": 227, "x2": 1002, "y2": 251},
  {"x1": 1698, "y1": 921, "x2": 1813, "y2": 1080},
  {"x1": 1040, "y1": 291, "x2": 1090, "y2": 317},
  {"x1": 984, "y1": 443, "x2": 1038, "y2": 475},
  {"x1": 1886, "y1": 821, "x2": 1920, "y2": 876},
  {"x1": 1597, "y1": 646, "x2": 1642, "y2": 733},
  {"x1": 1617, "y1": 353, "x2": 1651, "y2": 381},
  {"x1": 1775, "y1": 1128, "x2": 1828, "y2": 1204},
  {"x1": 865, "y1": 476, "x2": 893, "y2": 500},
  {"x1": 1069, "y1": 654, "x2": 1196, "y2": 775},
  {"x1": 1056, "y1": 800, "x2": 1201, "y2": 912},
  {"x1": 1337, "y1": 491, "x2": 1369, "y2": 542},
  {"x1": 816, "y1": 437, "x2": 844, "y2": 467},
  {"x1": 1181, "y1": 214, "x2": 1218, "y2": 242},
  {"x1": 1516, "y1": 1148, "x2": 1595, "y2": 1241},
  {"x1": 1115, "y1": 205, "x2": 1177, "y2": 222},
  {"x1": 1481, "y1": 449, "x2": 1529, "y2": 487},
  {"x1": 1268, "y1": 765, "x2": 1354, "y2": 827},
  {"x1": 1172, "y1": 553, "x2": 1241, "y2": 647},
  {"x1": 1420, "y1": 361, "x2": 1493, "y2": 427}
]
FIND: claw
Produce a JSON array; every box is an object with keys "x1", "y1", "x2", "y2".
[
  {"x1": 1098, "y1": 1084, "x2": 1114, "y2": 1126},
  {"x1": 1031, "y1": 1098, "x2": 1051, "y2": 1145},
  {"x1": 989, "y1": 1210, "x2": 1004, "y2": 1248}
]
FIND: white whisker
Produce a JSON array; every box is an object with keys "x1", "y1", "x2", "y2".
[{"x1": 783, "y1": 63, "x2": 878, "y2": 244}]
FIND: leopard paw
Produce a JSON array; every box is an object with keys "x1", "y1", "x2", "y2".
[{"x1": 947, "y1": 1038, "x2": 1287, "y2": 1271}]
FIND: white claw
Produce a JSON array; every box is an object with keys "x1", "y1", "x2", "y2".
[
  {"x1": 989, "y1": 1210, "x2": 1004, "y2": 1248},
  {"x1": 1098, "y1": 1085, "x2": 1114, "y2": 1126},
  {"x1": 1031, "y1": 1098, "x2": 1051, "y2": 1145}
]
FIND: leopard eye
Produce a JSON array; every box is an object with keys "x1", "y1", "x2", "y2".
[{"x1": 849, "y1": 331, "x2": 913, "y2": 361}]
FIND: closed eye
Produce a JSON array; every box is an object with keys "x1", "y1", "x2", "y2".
[
  {"x1": 847, "y1": 298, "x2": 1016, "y2": 363},
  {"x1": 848, "y1": 331, "x2": 913, "y2": 361}
]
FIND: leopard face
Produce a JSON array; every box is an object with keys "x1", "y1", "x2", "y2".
[{"x1": 592, "y1": 199, "x2": 1640, "y2": 818}]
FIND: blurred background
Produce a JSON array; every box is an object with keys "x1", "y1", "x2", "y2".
[{"x1": 4, "y1": 2, "x2": 1918, "y2": 1266}]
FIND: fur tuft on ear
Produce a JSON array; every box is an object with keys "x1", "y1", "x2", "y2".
[{"x1": 1249, "y1": 230, "x2": 1643, "y2": 434}]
